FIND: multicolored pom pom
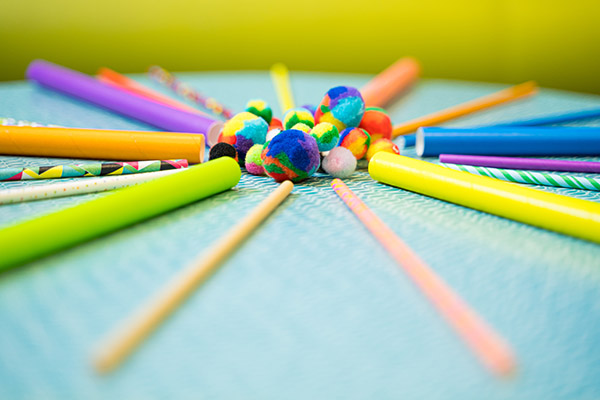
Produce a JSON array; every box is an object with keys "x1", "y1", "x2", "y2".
[
  {"x1": 269, "y1": 117, "x2": 283, "y2": 131},
  {"x1": 245, "y1": 144, "x2": 265, "y2": 175},
  {"x1": 283, "y1": 108, "x2": 315, "y2": 130},
  {"x1": 245, "y1": 99, "x2": 273, "y2": 124},
  {"x1": 322, "y1": 147, "x2": 356, "y2": 178},
  {"x1": 310, "y1": 122, "x2": 339, "y2": 152},
  {"x1": 338, "y1": 127, "x2": 371, "y2": 159},
  {"x1": 358, "y1": 107, "x2": 392, "y2": 142},
  {"x1": 291, "y1": 123, "x2": 312, "y2": 133},
  {"x1": 314, "y1": 86, "x2": 365, "y2": 131},
  {"x1": 261, "y1": 129, "x2": 320, "y2": 182},
  {"x1": 365, "y1": 138, "x2": 400, "y2": 161},
  {"x1": 209, "y1": 142, "x2": 238, "y2": 163},
  {"x1": 218, "y1": 112, "x2": 269, "y2": 161}
]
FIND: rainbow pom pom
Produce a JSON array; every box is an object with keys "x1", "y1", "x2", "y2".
[
  {"x1": 283, "y1": 108, "x2": 315, "y2": 130},
  {"x1": 338, "y1": 127, "x2": 371, "y2": 159},
  {"x1": 359, "y1": 107, "x2": 392, "y2": 142},
  {"x1": 218, "y1": 112, "x2": 269, "y2": 161},
  {"x1": 310, "y1": 122, "x2": 339, "y2": 152},
  {"x1": 261, "y1": 129, "x2": 320, "y2": 182},
  {"x1": 322, "y1": 147, "x2": 356, "y2": 178},
  {"x1": 365, "y1": 138, "x2": 400, "y2": 161},
  {"x1": 245, "y1": 99, "x2": 273, "y2": 124},
  {"x1": 245, "y1": 144, "x2": 266, "y2": 175},
  {"x1": 314, "y1": 86, "x2": 365, "y2": 131},
  {"x1": 291, "y1": 123, "x2": 312, "y2": 133}
]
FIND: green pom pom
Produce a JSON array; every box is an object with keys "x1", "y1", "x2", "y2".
[
  {"x1": 245, "y1": 144, "x2": 266, "y2": 175},
  {"x1": 245, "y1": 99, "x2": 273, "y2": 124},
  {"x1": 283, "y1": 108, "x2": 315, "y2": 130},
  {"x1": 310, "y1": 122, "x2": 339, "y2": 152}
]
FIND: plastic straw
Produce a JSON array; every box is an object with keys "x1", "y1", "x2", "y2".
[
  {"x1": 270, "y1": 63, "x2": 295, "y2": 112},
  {"x1": 439, "y1": 154, "x2": 600, "y2": 173},
  {"x1": 361, "y1": 57, "x2": 420, "y2": 107}
]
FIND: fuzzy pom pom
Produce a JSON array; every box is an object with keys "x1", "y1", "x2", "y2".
[
  {"x1": 338, "y1": 127, "x2": 371, "y2": 159},
  {"x1": 301, "y1": 104, "x2": 317, "y2": 116},
  {"x1": 310, "y1": 122, "x2": 339, "y2": 152},
  {"x1": 218, "y1": 112, "x2": 269, "y2": 161},
  {"x1": 209, "y1": 142, "x2": 238, "y2": 162},
  {"x1": 266, "y1": 128, "x2": 281, "y2": 142},
  {"x1": 245, "y1": 144, "x2": 266, "y2": 175},
  {"x1": 291, "y1": 123, "x2": 312, "y2": 133},
  {"x1": 358, "y1": 107, "x2": 392, "y2": 142},
  {"x1": 261, "y1": 129, "x2": 320, "y2": 182},
  {"x1": 269, "y1": 117, "x2": 283, "y2": 130},
  {"x1": 314, "y1": 86, "x2": 365, "y2": 131},
  {"x1": 245, "y1": 99, "x2": 273, "y2": 124},
  {"x1": 283, "y1": 108, "x2": 315, "y2": 130},
  {"x1": 322, "y1": 147, "x2": 356, "y2": 178},
  {"x1": 365, "y1": 138, "x2": 400, "y2": 161}
]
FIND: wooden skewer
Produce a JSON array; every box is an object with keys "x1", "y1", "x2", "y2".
[{"x1": 93, "y1": 180, "x2": 294, "y2": 373}]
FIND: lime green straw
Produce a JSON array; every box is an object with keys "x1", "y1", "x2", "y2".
[{"x1": 0, "y1": 157, "x2": 241, "y2": 271}]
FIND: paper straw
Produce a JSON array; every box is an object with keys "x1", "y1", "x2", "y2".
[
  {"x1": 97, "y1": 67, "x2": 212, "y2": 117},
  {"x1": 392, "y1": 81, "x2": 537, "y2": 138},
  {"x1": 26, "y1": 60, "x2": 223, "y2": 139},
  {"x1": 360, "y1": 57, "x2": 420, "y2": 108},
  {"x1": 0, "y1": 117, "x2": 61, "y2": 128},
  {"x1": 0, "y1": 125, "x2": 205, "y2": 163},
  {"x1": 439, "y1": 155, "x2": 600, "y2": 173},
  {"x1": 93, "y1": 180, "x2": 294, "y2": 373},
  {"x1": 270, "y1": 63, "x2": 295, "y2": 112},
  {"x1": 0, "y1": 169, "x2": 182, "y2": 205},
  {"x1": 331, "y1": 179, "x2": 515, "y2": 376},
  {"x1": 416, "y1": 126, "x2": 600, "y2": 157},
  {"x1": 148, "y1": 66, "x2": 234, "y2": 119},
  {"x1": 0, "y1": 157, "x2": 241, "y2": 272},
  {"x1": 369, "y1": 153, "x2": 600, "y2": 244},
  {"x1": 0, "y1": 160, "x2": 188, "y2": 181},
  {"x1": 442, "y1": 163, "x2": 600, "y2": 191}
]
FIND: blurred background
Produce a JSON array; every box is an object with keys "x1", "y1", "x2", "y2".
[{"x1": 1, "y1": 0, "x2": 599, "y2": 93}]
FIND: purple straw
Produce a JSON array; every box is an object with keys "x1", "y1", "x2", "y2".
[
  {"x1": 439, "y1": 154, "x2": 600, "y2": 173},
  {"x1": 26, "y1": 60, "x2": 223, "y2": 140}
]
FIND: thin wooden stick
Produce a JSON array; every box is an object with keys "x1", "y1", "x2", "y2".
[
  {"x1": 392, "y1": 81, "x2": 538, "y2": 138},
  {"x1": 331, "y1": 179, "x2": 516, "y2": 377},
  {"x1": 270, "y1": 63, "x2": 295, "y2": 112},
  {"x1": 93, "y1": 180, "x2": 294, "y2": 373}
]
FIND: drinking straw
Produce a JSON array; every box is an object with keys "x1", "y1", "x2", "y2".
[
  {"x1": 416, "y1": 126, "x2": 600, "y2": 157},
  {"x1": 270, "y1": 63, "x2": 295, "y2": 112},
  {"x1": 97, "y1": 67, "x2": 212, "y2": 117},
  {"x1": 93, "y1": 180, "x2": 294, "y2": 373},
  {"x1": 331, "y1": 179, "x2": 515, "y2": 376},
  {"x1": 0, "y1": 117, "x2": 60, "y2": 128},
  {"x1": 26, "y1": 60, "x2": 223, "y2": 140},
  {"x1": 0, "y1": 157, "x2": 241, "y2": 272},
  {"x1": 392, "y1": 81, "x2": 537, "y2": 138},
  {"x1": 0, "y1": 159, "x2": 188, "y2": 181},
  {"x1": 441, "y1": 163, "x2": 600, "y2": 191},
  {"x1": 148, "y1": 66, "x2": 234, "y2": 119},
  {"x1": 0, "y1": 169, "x2": 182, "y2": 205},
  {"x1": 369, "y1": 153, "x2": 600, "y2": 244},
  {"x1": 360, "y1": 57, "x2": 420, "y2": 108},
  {"x1": 0, "y1": 125, "x2": 205, "y2": 163},
  {"x1": 439, "y1": 154, "x2": 600, "y2": 173}
]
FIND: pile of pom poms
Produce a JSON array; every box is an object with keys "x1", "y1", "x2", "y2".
[{"x1": 209, "y1": 89, "x2": 400, "y2": 182}]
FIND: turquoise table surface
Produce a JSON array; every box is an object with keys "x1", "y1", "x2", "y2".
[{"x1": 1, "y1": 72, "x2": 600, "y2": 399}]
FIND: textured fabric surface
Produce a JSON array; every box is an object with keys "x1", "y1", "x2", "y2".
[{"x1": 0, "y1": 73, "x2": 600, "y2": 399}]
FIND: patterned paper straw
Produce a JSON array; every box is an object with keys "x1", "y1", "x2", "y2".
[
  {"x1": 148, "y1": 66, "x2": 234, "y2": 119},
  {"x1": 0, "y1": 159, "x2": 188, "y2": 181},
  {"x1": 331, "y1": 178, "x2": 516, "y2": 377},
  {"x1": 441, "y1": 163, "x2": 600, "y2": 191},
  {"x1": 0, "y1": 117, "x2": 61, "y2": 128}
]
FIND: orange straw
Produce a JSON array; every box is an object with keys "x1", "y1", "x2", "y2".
[
  {"x1": 331, "y1": 179, "x2": 516, "y2": 377},
  {"x1": 97, "y1": 68, "x2": 211, "y2": 117},
  {"x1": 0, "y1": 125, "x2": 205, "y2": 164},
  {"x1": 392, "y1": 81, "x2": 538, "y2": 138},
  {"x1": 361, "y1": 57, "x2": 420, "y2": 108}
]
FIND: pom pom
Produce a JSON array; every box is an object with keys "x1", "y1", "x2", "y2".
[
  {"x1": 310, "y1": 122, "x2": 339, "y2": 152},
  {"x1": 218, "y1": 112, "x2": 268, "y2": 161},
  {"x1": 245, "y1": 99, "x2": 273, "y2": 124},
  {"x1": 291, "y1": 123, "x2": 312, "y2": 133},
  {"x1": 358, "y1": 107, "x2": 392, "y2": 142},
  {"x1": 269, "y1": 117, "x2": 283, "y2": 130},
  {"x1": 266, "y1": 128, "x2": 281, "y2": 142},
  {"x1": 314, "y1": 86, "x2": 365, "y2": 131},
  {"x1": 261, "y1": 129, "x2": 320, "y2": 182},
  {"x1": 365, "y1": 138, "x2": 400, "y2": 161},
  {"x1": 322, "y1": 147, "x2": 356, "y2": 178},
  {"x1": 245, "y1": 144, "x2": 265, "y2": 175},
  {"x1": 209, "y1": 142, "x2": 238, "y2": 162},
  {"x1": 283, "y1": 108, "x2": 315, "y2": 130},
  {"x1": 338, "y1": 127, "x2": 371, "y2": 159},
  {"x1": 301, "y1": 104, "x2": 317, "y2": 116}
]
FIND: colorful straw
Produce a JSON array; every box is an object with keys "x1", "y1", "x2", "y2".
[
  {"x1": 93, "y1": 180, "x2": 294, "y2": 373},
  {"x1": 270, "y1": 63, "x2": 295, "y2": 112},
  {"x1": 439, "y1": 154, "x2": 600, "y2": 173},
  {"x1": 331, "y1": 179, "x2": 516, "y2": 376},
  {"x1": 392, "y1": 81, "x2": 537, "y2": 138},
  {"x1": 360, "y1": 57, "x2": 420, "y2": 108},
  {"x1": 0, "y1": 160, "x2": 188, "y2": 181},
  {"x1": 441, "y1": 163, "x2": 600, "y2": 191},
  {"x1": 0, "y1": 117, "x2": 60, "y2": 128},
  {"x1": 148, "y1": 65, "x2": 234, "y2": 119},
  {"x1": 369, "y1": 153, "x2": 600, "y2": 244}
]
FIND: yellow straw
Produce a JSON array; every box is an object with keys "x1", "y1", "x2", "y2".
[{"x1": 270, "y1": 63, "x2": 295, "y2": 112}]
